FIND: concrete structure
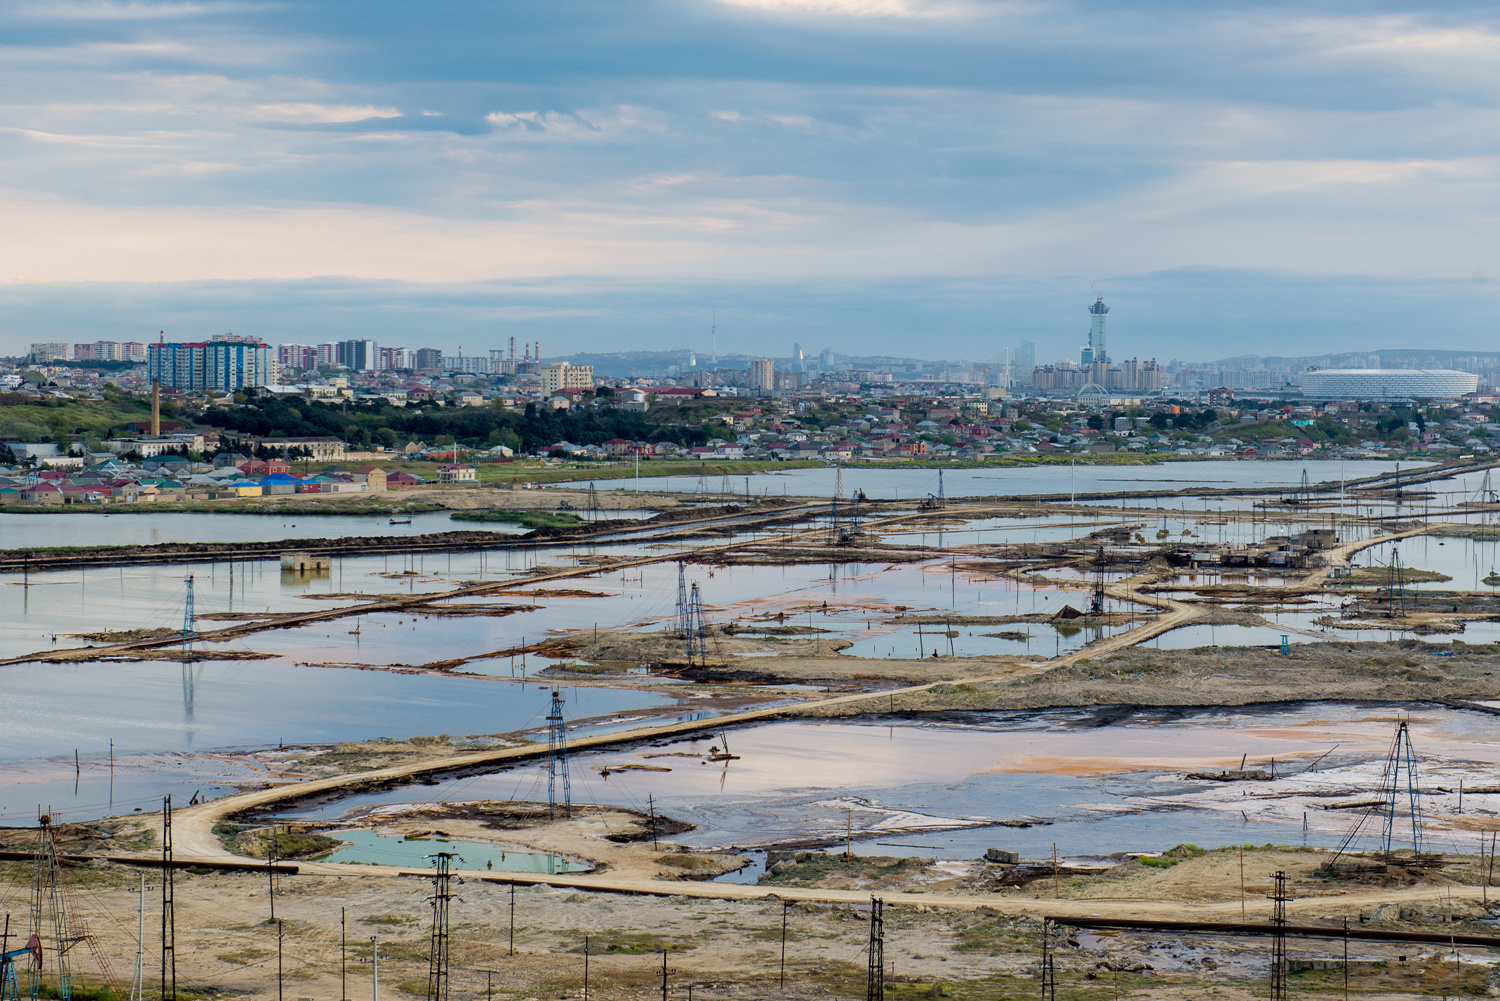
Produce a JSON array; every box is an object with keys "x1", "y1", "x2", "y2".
[
  {"x1": 749, "y1": 357, "x2": 775, "y2": 392},
  {"x1": 539, "y1": 363, "x2": 594, "y2": 395},
  {"x1": 436, "y1": 463, "x2": 477, "y2": 484},
  {"x1": 336, "y1": 339, "x2": 377, "y2": 371},
  {"x1": 1300, "y1": 369, "x2": 1479, "y2": 402},
  {"x1": 281, "y1": 551, "x2": 331, "y2": 572},
  {"x1": 148, "y1": 334, "x2": 274, "y2": 390}
]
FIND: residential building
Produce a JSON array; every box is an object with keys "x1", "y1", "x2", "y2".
[
  {"x1": 436, "y1": 463, "x2": 477, "y2": 484},
  {"x1": 749, "y1": 357, "x2": 775, "y2": 392},
  {"x1": 148, "y1": 334, "x2": 275, "y2": 390},
  {"x1": 336, "y1": 339, "x2": 378, "y2": 371},
  {"x1": 29, "y1": 343, "x2": 70, "y2": 363},
  {"x1": 539, "y1": 363, "x2": 595, "y2": 394}
]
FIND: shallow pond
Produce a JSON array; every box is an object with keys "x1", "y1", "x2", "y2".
[
  {"x1": 0, "y1": 661, "x2": 674, "y2": 824},
  {"x1": 273, "y1": 702, "x2": 1498, "y2": 859},
  {"x1": 588, "y1": 461, "x2": 1416, "y2": 500},
  {"x1": 320, "y1": 829, "x2": 592, "y2": 873}
]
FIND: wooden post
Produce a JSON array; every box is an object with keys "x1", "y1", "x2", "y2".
[{"x1": 780, "y1": 900, "x2": 792, "y2": 984}]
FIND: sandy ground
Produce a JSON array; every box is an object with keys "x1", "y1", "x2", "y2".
[{"x1": 8, "y1": 844, "x2": 1498, "y2": 1001}]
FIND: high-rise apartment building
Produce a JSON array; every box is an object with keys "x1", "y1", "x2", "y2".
[
  {"x1": 414, "y1": 348, "x2": 442, "y2": 371},
  {"x1": 29, "y1": 343, "x2": 71, "y2": 363},
  {"x1": 336, "y1": 339, "x2": 378, "y2": 371},
  {"x1": 278, "y1": 344, "x2": 319, "y2": 371},
  {"x1": 540, "y1": 362, "x2": 594, "y2": 394},
  {"x1": 749, "y1": 357, "x2": 775, "y2": 392},
  {"x1": 148, "y1": 334, "x2": 274, "y2": 390}
]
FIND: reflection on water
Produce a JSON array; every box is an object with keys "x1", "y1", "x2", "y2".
[
  {"x1": 275, "y1": 703, "x2": 1496, "y2": 858},
  {"x1": 0, "y1": 661, "x2": 672, "y2": 822}
]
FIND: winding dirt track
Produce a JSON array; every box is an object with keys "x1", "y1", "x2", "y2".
[{"x1": 149, "y1": 522, "x2": 1448, "y2": 911}]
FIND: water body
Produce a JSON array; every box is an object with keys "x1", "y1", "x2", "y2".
[
  {"x1": 590, "y1": 460, "x2": 1417, "y2": 500},
  {"x1": 0, "y1": 511, "x2": 526, "y2": 549},
  {"x1": 276, "y1": 703, "x2": 1499, "y2": 858},
  {"x1": 320, "y1": 829, "x2": 592, "y2": 873},
  {"x1": 0, "y1": 661, "x2": 672, "y2": 824}
]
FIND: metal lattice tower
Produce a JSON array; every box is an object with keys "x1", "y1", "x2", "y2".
[
  {"x1": 181, "y1": 575, "x2": 194, "y2": 652},
  {"x1": 1380, "y1": 719, "x2": 1425, "y2": 861},
  {"x1": 425, "y1": 852, "x2": 462, "y2": 1001},
  {"x1": 1268, "y1": 871, "x2": 1291, "y2": 1001},
  {"x1": 865, "y1": 897, "x2": 884, "y2": 1001},
  {"x1": 829, "y1": 462, "x2": 842, "y2": 545},
  {"x1": 1387, "y1": 548, "x2": 1406, "y2": 619},
  {"x1": 686, "y1": 583, "x2": 707, "y2": 665},
  {"x1": 546, "y1": 691, "x2": 572, "y2": 819},
  {"x1": 675, "y1": 563, "x2": 690, "y2": 638}
]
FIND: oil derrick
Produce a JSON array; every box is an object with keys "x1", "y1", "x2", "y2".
[
  {"x1": 1330, "y1": 718, "x2": 1429, "y2": 867},
  {"x1": 31, "y1": 812, "x2": 119, "y2": 1001},
  {"x1": 425, "y1": 852, "x2": 462, "y2": 1001},
  {"x1": 546, "y1": 691, "x2": 572, "y2": 819},
  {"x1": 1089, "y1": 546, "x2": 1106, "y2": 616},
  {"x1": 828, "y1": 462, "x2": 843, "y2": 545},
  {"x1": 685, "y1": 583, "x2": 707, "y2": 665},
  {"x1": 675, "y1": 563, "x2": 690, "y2": 638},
  {"x1": 1379, "y1": 719, "x2": 1425, "y2": 862},
  {"x1": 1268, "y1": 871, "x2": 1291, "y2": 1000},
  {"x1": 181, "y1": 575, "x2": 194, "y2": 652},
  {"x1": 864, "y1": 897, "x2": 884, "y2": 1001},
  {"x1": 1386, "y1": 548, "x2": 1406, "y2": 619}
]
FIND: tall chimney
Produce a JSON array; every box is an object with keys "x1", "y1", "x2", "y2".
[{"x1": 151, "y1": 378, "x2": 160, "y2": 437}]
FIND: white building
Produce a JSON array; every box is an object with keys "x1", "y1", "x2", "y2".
[{"x1": 1300, "y1": 369, "x2": 1479, "y2": 402}]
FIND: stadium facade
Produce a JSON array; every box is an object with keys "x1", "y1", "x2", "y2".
[{"x1": 1300, "y1": 368, "x2": 1479, "y2": 402}]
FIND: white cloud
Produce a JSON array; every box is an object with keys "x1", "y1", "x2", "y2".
[
  {"x1": 250, "y1": 103, "x2": 401, "y2": 124},
  {"x1": 713, "y1": 0, "x2": 969, "y2": 17}
]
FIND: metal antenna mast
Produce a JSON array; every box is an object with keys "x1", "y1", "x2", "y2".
[
  {"x1": 865, "y1": 898, "x2": 884, "y2": 1001},
  {"x1": 425, "y1": 852, "x2": 462, "y2": 1001},
  {"x1": 546, "y1": 691, "x2": 572, "y2": 819}
]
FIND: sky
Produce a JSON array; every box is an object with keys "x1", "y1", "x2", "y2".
[{"x1": 2, "y1": 0, "x2": 1499, "y2": 363}]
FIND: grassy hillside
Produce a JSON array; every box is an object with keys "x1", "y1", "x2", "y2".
[{"x1": 0, "y1": 396, "x2": 154, "y2": 444}]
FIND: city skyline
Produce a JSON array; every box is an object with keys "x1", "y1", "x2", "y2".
[{"x1": 2, "y1": 2, "x2": 1499, "y2": 358}]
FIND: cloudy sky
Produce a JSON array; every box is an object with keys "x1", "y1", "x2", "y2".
[{"x1": 2, "y1": 0, "x2": 1498, "y2": 363}]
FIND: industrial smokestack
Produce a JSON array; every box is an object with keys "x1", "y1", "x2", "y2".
[{"x1": 151, "y1": 378, "x2": 160, "y2": 437}]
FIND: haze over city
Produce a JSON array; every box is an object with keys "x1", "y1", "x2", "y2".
[{"x1": 3, "y1": 1, "x2": 1500, "y2": 359}]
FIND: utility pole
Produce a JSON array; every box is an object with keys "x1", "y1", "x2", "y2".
[
  {"x1": 341, "y1": 907, "x2": 348, "y2": 1001},
  {"x1": 371, "y1": 937, "x2": 379, "y2": 1001}
]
